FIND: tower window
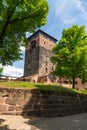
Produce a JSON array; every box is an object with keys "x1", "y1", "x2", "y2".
[
  {"x1": 45, "y1": 68, "x2": 48, "y2": 73},
  {"x1": 46, "y1": 61, "x2": 47, "y2": 65},
  {"x1": 52, "y1": 66, "x2": 54, "y2": 70},
  {"x1": 31, "y1": 40, "x2": 36, "y2": 49},
  {"x1": 44, "y1": 42, "x2": 45, "y2": 45}
]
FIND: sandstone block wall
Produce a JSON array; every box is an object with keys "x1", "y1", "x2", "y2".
[
  {"x1": 24, "y1": 46, "x2": 39, "y2": 76},
  {"x1": 39, "y1": 46, "x2": 55, "y2": 76},
  {"x1": 0, "y1": 87, "x2": 87, "y2": 117}
]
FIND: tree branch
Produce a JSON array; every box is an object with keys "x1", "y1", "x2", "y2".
[
  {"x1": 9, "y1": 14, "x2": 39, "y2": 24},
  {"x1": 0, "y1": 0, "x2": 22, "y2": 47}
]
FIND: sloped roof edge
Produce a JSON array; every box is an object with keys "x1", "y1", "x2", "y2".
[{"x1": 28, "y1": 29, "x2": 58, "y2": 43}]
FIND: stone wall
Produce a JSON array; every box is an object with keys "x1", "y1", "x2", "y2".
[
  {"x1": 39, "y1": 46, "x2": 55, "y2": 76},
  {"x1": 24, "y1": 46, "x2": 39, "y2": 76},
  {"x1": 0, "y1": 87, "x2": 87, "y2": 117}
]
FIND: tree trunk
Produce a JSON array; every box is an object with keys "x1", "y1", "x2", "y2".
[
  {"x1": 72, "y1": 77, "x2": 75, "y2": 89},
  {"x1": 59, "y1": 77, "x2": 62, "y2": 86}
]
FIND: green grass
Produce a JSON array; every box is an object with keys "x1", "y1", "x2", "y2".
[{"x1": 0, "y1": 81, "x2": 87, "y2": 95}]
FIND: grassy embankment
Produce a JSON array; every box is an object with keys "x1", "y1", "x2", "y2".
[{"x1": 0, "y1": 81, "x2": 87, "y2": 95}]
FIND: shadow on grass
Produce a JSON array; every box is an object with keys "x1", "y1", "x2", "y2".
[
  {"x1": 34, "y1": 83, "x2": 79, "y2": 94},
  {"x1": 34, "y1": 83, "x2": 87, "y2": 95}
]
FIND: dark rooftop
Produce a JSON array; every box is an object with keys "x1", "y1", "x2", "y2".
[{"x1": 28, "y1": 29, "x2": 58, "y2": 43}]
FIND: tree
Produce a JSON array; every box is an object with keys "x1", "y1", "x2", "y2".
[
  {"x1": 0, "y1": 0, "x2": 49, "y2": 65},
  {"x1": 51, "y1": 25, "x2": 87, "y2": 89}
]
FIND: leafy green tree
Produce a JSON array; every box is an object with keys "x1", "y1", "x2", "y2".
[
  {"x1": 51, "y1": 25, "x2": 87, "y2": 89},
  {"x1": 0, "y1": 0, "x2": 49, "y2": 65}
]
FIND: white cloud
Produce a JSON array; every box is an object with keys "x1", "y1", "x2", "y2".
[
  {"x1": 20, "y1": 46, "x2": 25, "y2": 52},
  {"x1": 54, "y1": 0, "x2": 87, "y2": 24},
  {"x1": 3, "y1": 66, "x2": 23, "y2": 77},
  {"x1": 74, "y1": 0, "x2": 87, "y2": 20},
  {"x1": 63, "y1": 18, "x2": 77, "y2": 24},
  {"x1": 26, "y1": 32, "x2": 30, "y2": 38},
  {"x1": 55, "y1": 0, "x2": 68, "y2": 16}
]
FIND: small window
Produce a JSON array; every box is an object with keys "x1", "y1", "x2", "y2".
[
  {"x1": 46, "y1": 61, "x2": 47, "y2": 65},
  {"x1": 52, "y1": 66, "x2": 54, "y2": 70},
  {"x1": 45, "y1": 68, "x2": 48, "y2": 73},
  {"x1": 64, "y1": 81, "x2": 68, "y2": 84},
  {"x1": 31, "y1": 40, "x2": 36, "y2": 49}
]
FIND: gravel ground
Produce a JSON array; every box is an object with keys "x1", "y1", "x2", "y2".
[{"x1": 0, "y1": 113, "x2": 87, "y2": 130}]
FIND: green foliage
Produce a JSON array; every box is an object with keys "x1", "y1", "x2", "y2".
[
  {"x1": 0, "y1": 68, "x2": 3, "y2": 77},
  {"x1": 0, "y1": 0, "x2": 49, "y2": 65},
  {"x1": 51, "y1": 25, "x2": 87, "y2": 88}
]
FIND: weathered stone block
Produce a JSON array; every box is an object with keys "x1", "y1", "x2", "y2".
[
  {"x1": 8, "y1": 105, "x2": 15, "y2": 111},
  {"x1": 5, "y1": 98, "x2": 18, "y2": 105},
  {"x1": 1, "y1": 92, "x2": 9, "y2": 97},
  {"x1": 24, "y1": 93, "x2": 32, "y2": 99},
  {"x1": 15, "y1": 111, "x2": 22, "y2": 115},
  {"x1": 17, "y1": 98, "x2": 25, "y2": 106},
  {"x1": 0, "y1": 98, "x2": 5, "y2": 104},
  {"x1": 0, "y1": 105, "x2": 8, "y2": 111},
  {"x1": 16, "y1": 106, "x2": 24, "y2": 111}
]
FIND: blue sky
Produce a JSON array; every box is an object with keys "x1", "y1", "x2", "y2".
[{"x1": 2, "y1": 0, "x2": 87, "y2": 77}]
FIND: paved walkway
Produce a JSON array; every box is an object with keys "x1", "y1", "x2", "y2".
[{"x1": 0, "y1": 113, "x2": 87, "y2": 130}]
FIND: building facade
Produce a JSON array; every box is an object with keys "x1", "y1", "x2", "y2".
[{"x1": 24, "y1": 30, "x2": 57, "y2": 81}]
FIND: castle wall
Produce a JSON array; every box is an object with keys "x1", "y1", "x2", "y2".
[
  {"x1": 24, "y1": 47, "x2": 39, "y2": 76},
  {"x1": 39, "y1": 47, "x2": 55, "y2": 76},
  {"x1": 39, "y1": 34, "x2": 56, "y2": 51},
  {"x1": 24, "y1": 36, "x2": 39, "y2": 76},
  {"x1": 38, "y1": 34, "x2": 56, "y2": 76}
]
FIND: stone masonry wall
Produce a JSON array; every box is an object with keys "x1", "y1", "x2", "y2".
[
  {"x1": 39, "y1": 46, "x2": 55, "y2": 76},
  {"x1": 24, "y1": 46, "x2": 39, "y2": 76},
  {"x1": 24, "y1": 36, "x2": 39, "y2": 77},
  {"x1": 0, "y1": 87, "x2": 87, "y2": 117}
]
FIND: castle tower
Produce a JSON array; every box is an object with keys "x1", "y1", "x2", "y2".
[{"x1": 24, "y1": 30, "x2": 57, "y2": 80}]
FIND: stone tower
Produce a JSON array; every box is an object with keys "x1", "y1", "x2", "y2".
[{"x1": 24, "y1": 30, "x2": 57, "y2": 80}]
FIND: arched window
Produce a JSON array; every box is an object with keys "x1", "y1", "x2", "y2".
[{"x1": 31, "y1": 40, "x2": 36, "y2": 49}]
